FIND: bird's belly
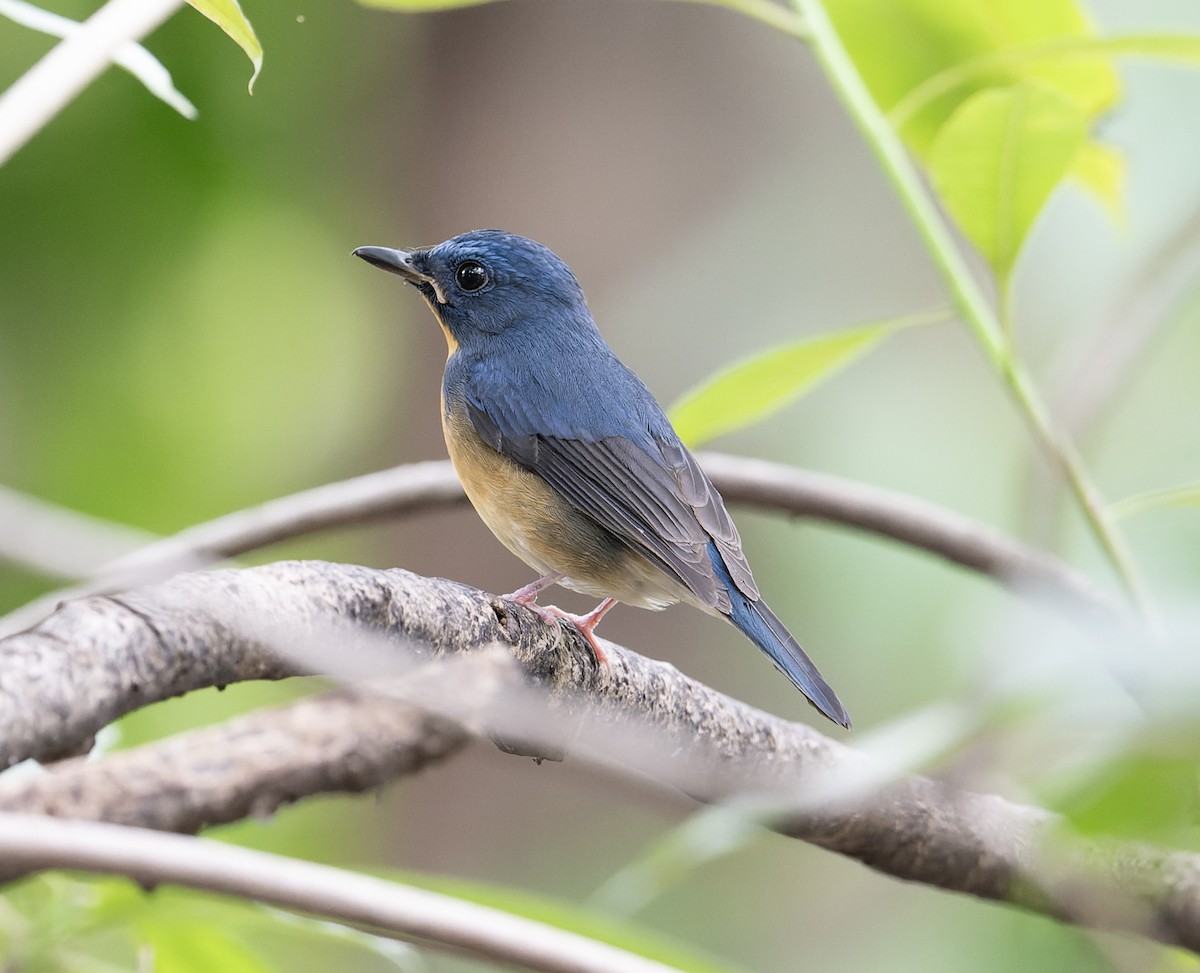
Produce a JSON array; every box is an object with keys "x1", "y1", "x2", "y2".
[{"x1": 442, "y1": 403, "x2": 683, "y2": 609}]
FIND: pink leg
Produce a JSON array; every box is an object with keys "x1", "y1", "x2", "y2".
[
  {"x1": 501, "y1": 574, "x2": 616, "y2": 668},
  {"x1": 501, "y1": 573, "x2": 579, "y2": 636},
  {"x1": 541, "y1": 597, "x2": 616, "y2": 667},
  {"x1": 502, "y1": 572, "x2": 562, "y2": 605}
]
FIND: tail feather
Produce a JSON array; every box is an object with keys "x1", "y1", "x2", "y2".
[{"x1": 709, "y1": 545, "x2": 851, "y2": 728}]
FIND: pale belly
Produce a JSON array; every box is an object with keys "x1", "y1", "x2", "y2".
[{"x1": 442, "y1": 401, "x2": 686, "y2": 610}]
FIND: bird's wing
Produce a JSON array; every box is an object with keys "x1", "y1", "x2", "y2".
[{"x1": 466, "y1": 395, "x2": 758, "y2": 613}]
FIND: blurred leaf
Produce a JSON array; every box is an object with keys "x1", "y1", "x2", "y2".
[
  {"x1": 138, "y1": 922, "x2": 277, "y2": 973},
  {"x1": 0, "y1": 0, "x2": 197, "y2": 118},
  {"x1": 186, "y1": 0, "x2": 262, "y2": 92},
  {"x1": 928, "y1": 84, "x2": 1087, "y2": 279},
  {"x1": 377, "y1": 869, "x2": 750, "y2": 973},
  {"x1": 359, "y1": 0, "x2": 502, "y2": 11},
  {"x1": 1070, "y1": 140, "x2": 1125, "y2": 227},
  {"x1": 1111, "y1": 482, "x2": 1200, "y2": 520},
  {"x1": 361, "y1": 0, "x2": 807, "y2": 35},
  {"x1": 1059, "y1": 755, "x2": 1200, "y2": 843},
  {"x1": 824, "y1": 0, "x2": 1118, "y2": 153},
  {"x1": 668, "y1": 310, "x2": 946, "y2": 447},
  {"x1": 589, "y1": 805, "x2": 766, "y2": 918}
]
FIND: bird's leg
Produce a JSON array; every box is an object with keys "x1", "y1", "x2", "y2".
[
  {"x1": 502, "y1": 575, "x2": 615, "y2": 668},
  {"x1": 502, "y1": 572, "x2": 563, "y2": 607},
  {"x1": 540, "y1": 597, "x2": 616, "y2": 667},
  {"x1": 501, "y1": 572, "x2": 572, "y2": 630}
]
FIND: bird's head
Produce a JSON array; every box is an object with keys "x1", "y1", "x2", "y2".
[{"x1": 354, "y1": 230, "x2": 590, "y2": 353}]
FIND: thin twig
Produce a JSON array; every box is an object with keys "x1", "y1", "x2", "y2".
[
  {"x1": 0, "y1": 814, "x2": 685, "y2": 973},
  {"x1": 0, "y1": 0, "x2": 184, "y2": 166}
]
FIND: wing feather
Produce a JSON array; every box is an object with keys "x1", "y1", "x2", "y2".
[{"x1": 465, "y1": 393, "x2": 758, "y2": 613}]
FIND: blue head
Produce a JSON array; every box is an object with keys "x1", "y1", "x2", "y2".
[{"x1": 354, "y1": 230, "x2": 594, "y2": 352}]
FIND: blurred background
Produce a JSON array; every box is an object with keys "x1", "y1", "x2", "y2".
[{"x1": 2, "y1": 0, "x2": 1200, "y2": 969}]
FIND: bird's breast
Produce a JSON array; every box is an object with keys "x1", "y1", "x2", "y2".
[{"x1": 439, "y1": 386, "x2": 685, "y2": 609}]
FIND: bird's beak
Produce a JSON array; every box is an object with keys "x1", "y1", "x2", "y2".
[
  {"x1": 353, "y1": 245, "x2": 448, "y2": 304},
  {"x1": 353, "y1": 245, "x2": 428, "y2": 282}
]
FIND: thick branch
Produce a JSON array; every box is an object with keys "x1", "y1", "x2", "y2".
[
  {"x1": 0, "y1": 560, "x2": 1194, "y2": 950},
  {"x1": 0, "y1": 686, "x2": 469, "y2": 831},
  {"x1": 0, "y1": 454, "x2": 1117, "y2": 639},
  {"x1": 0, "y1": 814, "x2": 681, "y2": 973}
]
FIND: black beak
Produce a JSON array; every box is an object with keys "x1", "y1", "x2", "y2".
[{"x1": 352, "y1": 245, "x2": 429, "y2": 282}]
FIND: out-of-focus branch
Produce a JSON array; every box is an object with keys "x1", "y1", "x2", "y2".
[
  {"x1": 1026, "y1": 205, "x2": 1200, "y2": 542},
  {"x1": 0, "y1": 453, "x2": 1119, "y2": 639},
  {"x1": 0, "y1": 684, "x2": 471, "y2": 831},
  {"x1": 0, "y1": 559, "x2": 1197, "y2": 951},
  {"x1": 0, "y1": 485, "x2": 156, "y2": 579},
  {"x1": 0, "y1": 0, "x2": 184, "y2": 166},
  {"x1": 0, "y1": 814, "x2": 683, "y2": 973},
  {"x1": 697, "y1": 453, "x2": 1118, "y2": 619}
]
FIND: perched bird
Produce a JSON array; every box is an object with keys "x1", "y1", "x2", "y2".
[{"x1": 354, "y1": 230, "x2": 850, "y2": 728}]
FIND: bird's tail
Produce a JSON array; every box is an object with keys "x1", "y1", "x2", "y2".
[{"x1": 709, "y1": 546, "x2": 851, "y2": 728}]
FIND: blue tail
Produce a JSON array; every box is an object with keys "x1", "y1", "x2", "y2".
[{"x1": 709, "y1": 544, "x2": 851, "y2": 728}]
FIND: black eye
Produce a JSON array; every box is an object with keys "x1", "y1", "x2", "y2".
[{"x1": 455, "y1": 260, "x2": 489, "y2": 292}]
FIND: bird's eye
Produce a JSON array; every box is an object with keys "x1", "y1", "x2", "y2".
[{"x1": 455, "y1": 260, "x2": 489, "y2": 292}]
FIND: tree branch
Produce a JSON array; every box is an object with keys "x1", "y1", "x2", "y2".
[
  {"x1": 0, "y1": 813, "x2": 683, "y2": 973},
  {"x1": 0, "y1": 484, "x2": 156, "y2": 579},
  {"x1": 0, "y1": 0, "x2": 184, "y2": 166},
  {"x1": 0, "y1": 684, "x2": 471, "y2": 831},
  {"x1": 0, "y1": 560, "x2": 1194, "y2": 951},
  {"x1": 0, "y1": 454, "x2": 1119, "y2": 639}
]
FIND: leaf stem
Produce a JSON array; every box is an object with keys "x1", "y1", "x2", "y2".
[{"x1": 788, "y1": 0, "x2": 1150, "y2": 614}]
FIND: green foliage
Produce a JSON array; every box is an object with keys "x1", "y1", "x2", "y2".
[
  {"x1": 383, "y1": 869, "x2": 750, "y2": 973},
  {"x1": 667, "y1": 311, "x2": 947, "y2": 447},
  {"x1": 588, "y1": 805, "x2": 767, "y2": 917},
  {"x1": 823, "y1": 0, "x2": 1200, "y2": 281},
  {"x1": 186, "y1": 0, "x2": 262, "y2": 91},
  {"x1": 1059, "y1": 753, "x2": 1200, "y2": 845},
  {"x1": 0, "y1": 877, "x2": 414, "y2": 972},
  {"x1": 1111, "y1": 483, "x2": 1200, "y2": 520},
  {"x1": 927, "y1": 83, "x2": 1087, "y2": 280},
  {"x1": 823, "y1": 0, "x2": 1118, "y2": 153}
]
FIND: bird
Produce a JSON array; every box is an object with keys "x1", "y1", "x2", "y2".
[{"x1": 354, "y1": 230, "x2": 850, "y2": 728}]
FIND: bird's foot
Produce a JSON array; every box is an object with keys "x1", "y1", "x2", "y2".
[
  {"x1": 501, "y1": 580, "x2": 616, "y2": 669},
  {"x1": 537, "y1": 598, "x2": 616, "y2": 668}
]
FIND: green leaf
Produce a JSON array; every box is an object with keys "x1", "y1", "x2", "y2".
[
  {"x1": 1070, "y1": 140, "x2": 1125, "y2": 227},
  {"x1": 138, "y1": 922, "x2": 277, "y2": 973},
  {"x1": 1111, "y1": 482, "x2": 1200, "y2": 520},
  {"x1": 928, "y1": 83, "x2": 1087, "y2": 279},
  {"x1": 667, "y1": 311, "x2": 947, "y2": 448},
  {"x1": 890, "y1": 33, "x2": 1200, "y2": 139},
  {"x1": 186, "y1": 0, "x2": 262, "y2": 92},
  {"x1": 374, "y1": 869, "x2": 749, "y2": 973},
  {"x1": 1058, "y1": 754, "x2": 1200, "y2": 843},
  {"x1": 590, "y1": 805, "x2": 767, "y2": 917},
  {"x1": 824, "y1": 0, "x2": 1119, "y2": 153},
  {"x1": 0, "y1": 0, "x2": 197, "y2": 118}
]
